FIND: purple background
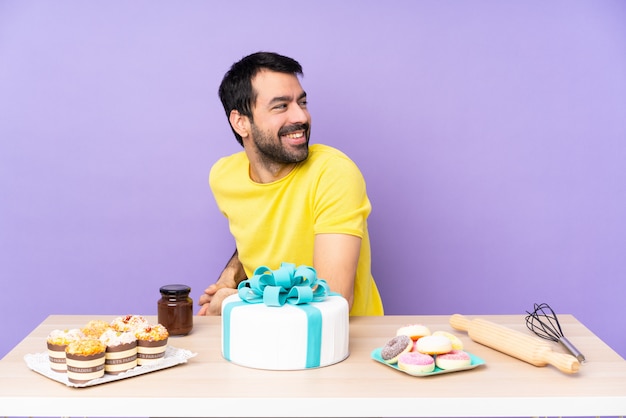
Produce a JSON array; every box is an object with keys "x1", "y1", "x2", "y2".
[{"x1": 1, "y1": 0, "x2": 625, "y2": 360}]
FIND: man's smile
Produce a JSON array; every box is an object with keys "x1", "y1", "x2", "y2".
[{"x1": 284, "y1": 131, "x2": 304, "y2": 139}]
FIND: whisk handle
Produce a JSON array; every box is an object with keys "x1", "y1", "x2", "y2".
[{"x1": 559, "y1": 337, "x2": 586, "y2": 363}]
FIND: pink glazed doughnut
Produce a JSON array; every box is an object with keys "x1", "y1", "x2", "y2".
[
  {"x1": 397, "y1": 352, "x2": 435, "y2": 374},
  {"x1": 435, "y1": 349, "x2": 472, "y2": 370},
  {"x1": 381, "y1": 335, "x2": 412, "y2": 364}
]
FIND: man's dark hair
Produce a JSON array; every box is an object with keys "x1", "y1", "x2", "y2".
[{"x1": 218, "y1": 51, "x2": 303, "y2": 146}]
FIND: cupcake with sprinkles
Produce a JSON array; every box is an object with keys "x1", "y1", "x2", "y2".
[
  {"x1": 110, "y1": 315, "x2": 149, "y2": 333},
  {"x1": 135, "y1": 324, "x2": 169, "y2": 365},
  {"x1": 46, "y1": 328, "x2": 85, "y2": 373},
  {"x1": 65, "y1": 338, "x2": 106, "y2": 384},
  {"x1": 81, "y1": 320, "x2": 112, "y2": 339},
  {"x1": 99, "y1": 329, "x2": 138, "y2": 374}
]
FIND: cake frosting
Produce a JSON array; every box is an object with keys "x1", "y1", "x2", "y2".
[
  {"x1": 65, "y1": 338, "x2": 107, "y2": 357},
  {"x1": 110, "y1": 315, "x2": 149, "y2": 333},
  {"x1": 134, "y1": 324, "x2": 169, "y2": 342},
  {"x1": 82, "y1": 320, "x2": 112, "y2": 338},
  {"x1": 47, "y1": 328, "x2": 85, "y2": 346},
  {"x1": 221, "y1": 263, "x2": 349, "y2": 370},
  {"x1": 100, "y1": 329, "x2": 137, "y2": 346}
]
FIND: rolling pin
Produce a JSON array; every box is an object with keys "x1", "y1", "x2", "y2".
[{"x1": 450, "y1": 314, "x2": 580, "y2": 374}]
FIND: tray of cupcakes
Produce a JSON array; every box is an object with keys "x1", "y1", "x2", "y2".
[
  {"x1": 371, "y1": 324, "x2": 486, "y2": 376},
  {"x1": 24, "y1": 315, "x2": 196, "y2": 387}
]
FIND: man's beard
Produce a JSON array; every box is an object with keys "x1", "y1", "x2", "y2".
[{"x1": 250, "y1": 122, "x2": 310, "y2": 164}]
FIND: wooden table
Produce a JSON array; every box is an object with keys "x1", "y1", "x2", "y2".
[{"x1": 0, "y1": 314, "x2": 624, "y2": 417}]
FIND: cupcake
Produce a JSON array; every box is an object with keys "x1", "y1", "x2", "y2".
[
  {"x1": 46, "y1": 328, "x2": 85, "y2": 373},
  {"x1": 110, "y1": 315, "x2": 149, "y2": 333},
  {"x1": 135, "y1": 324, "x2": 169, "y2": 366},
  {"x1": 99, "y1": 329, "x2": 138, "y2": 374},
  {"x1": 81, "y1": 320, "x2": 112, "y2": 339},
  {"x1": 65, "y1": 338, "x2": 106, "y2": 384}
]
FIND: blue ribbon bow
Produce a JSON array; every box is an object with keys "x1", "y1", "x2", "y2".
[{"x1": 237, "y1": 262, "x2": 330, "y2": 306}]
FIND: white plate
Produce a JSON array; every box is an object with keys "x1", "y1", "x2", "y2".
[{"x1": 24, "y1": 345, "x2": 197, "y2": 387}]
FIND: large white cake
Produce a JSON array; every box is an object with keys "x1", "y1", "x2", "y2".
[{"x1": 221, "y1": 263, "x2": 350, "y2": 370}]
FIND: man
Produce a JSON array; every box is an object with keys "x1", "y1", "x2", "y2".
[{"x1": 198, "y1": 51, "x2": 383, "y2": 316}]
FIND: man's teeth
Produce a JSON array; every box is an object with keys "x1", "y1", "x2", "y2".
[{"x1": 285, "y1": 132, "x2": 303, "y2": 139}]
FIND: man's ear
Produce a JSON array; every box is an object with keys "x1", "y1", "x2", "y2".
[{"x1": 229, "y1": 110, "x2": 250, "y2": 139}]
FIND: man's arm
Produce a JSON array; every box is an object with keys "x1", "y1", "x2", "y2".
[
  {"x1": 313, "y1": 233, "x2": 361, "y2": 310},
  {"x1": 198, "y1": 249, "x2": 247, "y2": 315}
]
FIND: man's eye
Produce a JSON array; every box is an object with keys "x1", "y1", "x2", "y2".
[{"x1": 299, "y1": 100, "x2": 308, "y2": 108}]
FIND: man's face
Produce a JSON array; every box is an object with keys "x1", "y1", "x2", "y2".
[{"x1": 248, "y1": 70, "x2": 311, "y2": 164}]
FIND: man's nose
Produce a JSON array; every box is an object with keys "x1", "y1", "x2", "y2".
[{"x1": 288, "y1": 103, "x2": 309, "y2": 124}]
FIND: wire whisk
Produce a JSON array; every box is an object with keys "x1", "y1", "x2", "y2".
[{"x1": 525, "y1": 302, "x2": 585, "y2": 363}]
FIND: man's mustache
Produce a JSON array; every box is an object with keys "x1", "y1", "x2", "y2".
[{"x1": 278, "y1": 123, "x2": 309, "y2": 136}]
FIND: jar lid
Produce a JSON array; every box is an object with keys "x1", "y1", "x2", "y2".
[{"x1": 159, "y1": 284, "x2": 191, "y2": 295}]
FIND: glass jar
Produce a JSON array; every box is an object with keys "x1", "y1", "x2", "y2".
[{"x1": 157, "y1": 284, "x2": 193, "y2": 336}]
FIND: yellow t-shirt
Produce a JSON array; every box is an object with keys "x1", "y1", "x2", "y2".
[{"x1": 209, "y1": 143, "x2": 384, "y2": 316}]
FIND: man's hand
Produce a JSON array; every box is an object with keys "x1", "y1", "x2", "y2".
[
  {"x1": 198, "y1": 250, "x2": 246, "y2": 316},
  {"x1": 198, "y1": 285, "x2": 238, "y2": 315}
]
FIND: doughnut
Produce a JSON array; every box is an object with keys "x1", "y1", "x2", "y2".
[
  {"x1": 397, "y1": 352, "x2": 435, "y2": 375},
  {"x1": 396, "y1": 324, "x2": 431, "y2": 341},
  {"x1": 381, "y1": 335, "x2": 412, "y2": 364},
  {"x1": 435, "y1": 349, "x2": 472, "y2": 370},
  {"x1": 415, "y1": 335, "x2": 452, "y2": 355},
  {"x1": 432, "y1": 330, "x2": 464, "y2": 350}
]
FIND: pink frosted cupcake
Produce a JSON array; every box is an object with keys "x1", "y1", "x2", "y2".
[
  {"x1": 46, "y1": 328, "x2": 85, "y2": 373},
  {"x1": 65, "y1": 339, "x2": 106, "y2": 384},
  {"x1": 99, "y1": 329, "x2": 138, "y2": 374},
  {"x1": 135, "y1": 324, "x2": 169, "y2": 366}
]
